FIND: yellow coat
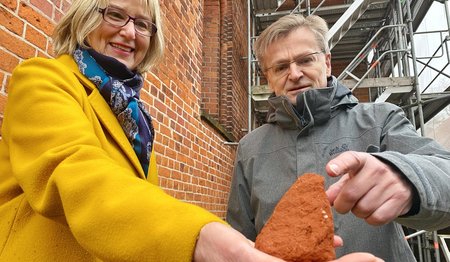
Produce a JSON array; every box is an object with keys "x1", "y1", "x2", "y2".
[{"x1": 0, "y1": 55, "x2": 224, "y2": 261}]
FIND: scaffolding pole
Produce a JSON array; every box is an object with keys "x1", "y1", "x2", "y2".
[{"x1": 405, "y1": 0, "x2": 426, "y2": 135}]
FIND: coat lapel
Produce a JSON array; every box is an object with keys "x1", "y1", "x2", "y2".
[{"x1": 57, "y1": 55, "x2": 146, "y2": 179}]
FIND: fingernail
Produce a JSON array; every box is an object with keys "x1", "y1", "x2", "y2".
[{"x1": 329, "y1": 164, "x2": 340, "y2": 175}]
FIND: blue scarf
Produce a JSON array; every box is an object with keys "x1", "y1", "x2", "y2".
[{"x1": 73, "y1": 47, "x2": 154, "y2": 176}]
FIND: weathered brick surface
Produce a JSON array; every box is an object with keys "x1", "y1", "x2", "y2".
[
  {"x1": 25, "y1": 25, "x2": 48, "y2": 51},
  {"x1": 0, "y1": 93, "x2": 6, "y2": 114},
  {"x1": 0, "y1": 0, "x2": 248, "y2": 218},
  {"x1": 202, "y1": 0, "x2": 221, "y2": 118},
  {"x1": 1, "y1": 0, "x2": 17, "y2": 11},
  {"x1": 30, "y1": 0, "x2": 53, "y2": 19},
  {"x1": 18, "y1": 2, "x2": 55, "y2": 36},
  {"x1": 1, "y1": 7, "x2": 25, "y2": 35},
  {"x1": 202, "y1": 0, "x2": 249, "y2": 140},
  {"x1": 0, "y1": 49, "x2": 20, "y2": 72},
  {"x1": 0, "y1": 29, "x2": 36, "y2": 59}
]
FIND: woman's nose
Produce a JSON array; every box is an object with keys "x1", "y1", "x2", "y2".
[{"x1": 119, "y1": 21, "x2": 137, "y2": 39}]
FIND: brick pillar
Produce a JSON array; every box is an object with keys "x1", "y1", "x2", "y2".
[{"x1": 202, "y1": 0, "x2": 221, "y2": 119}]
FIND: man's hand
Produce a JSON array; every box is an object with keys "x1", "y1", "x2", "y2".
[
  {"x1": 193, "y1": 222, "x2": 285, "y2": 262},
  {"x1": 333, "y1": 253, "x2": 384, "y2": 262},
  {"x1": 326, "y1": 151, "x2": 414, "y2": 225},
  {"x1": 193, "y1": 222, "x2": 384, "y2": 262}
]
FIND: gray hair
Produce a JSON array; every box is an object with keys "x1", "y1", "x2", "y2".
[{"x1": 254, "y1": 14, "x2": 329, "y2": 71}]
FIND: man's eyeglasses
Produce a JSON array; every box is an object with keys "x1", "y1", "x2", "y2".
[
  {"x1": 265, "y1": 51, "x2": 324, "y2": 78},
  {"x1": 98, "y1": 7, "x2": 157, "y2": 37}
]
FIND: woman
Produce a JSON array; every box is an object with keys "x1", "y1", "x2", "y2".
[{"x1": 0, "y1": 0, "x2": 383, "y2": 261}]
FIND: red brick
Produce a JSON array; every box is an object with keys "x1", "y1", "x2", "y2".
[
  {"x1": 25, "y1": 25, "x2": 47, "y2": 51},
  {"x1": 30, "y1": 0, "x2": 53, "y2": 19},
  {"x1": 54, "y1": 8, "x2": 63, "y2": 22},
  {"x1": 0, "y1": 49, "x2": 20, "y2": 72},
  {"x1": 0, "y1": 93, "x2": 6, "y2": 115},
  {"x1": 46, "y1": 40, "x2": 54, "y2": 56},
  {"x1": 0, "y1": 7, "x2": 25, "y2": 35},
  {"x1": 18, "y1": 2, "x2": 55, "y2": 36},
  {"x1": 49, "y1": 0, "x2": 61, "y2": 8},
  {"x1": 0, "y1": 30, "x2": 36, "y2": 59},
  {"x1": 0, "y1": 0, "x2": 17, "y2": 11},
  {"x1": 37, "y1": 50, "x2": 52, "y2": 58}
]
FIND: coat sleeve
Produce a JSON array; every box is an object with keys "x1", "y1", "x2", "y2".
[
  {"x1": 226, "y1": 145, "x2": 258, "y2": 241},
  {"x1": 371, "y1": 103, "x2": 450, "y2": 231},
  {"x1": 3, "y1": 57, "x2": 226, "y2": 261}
]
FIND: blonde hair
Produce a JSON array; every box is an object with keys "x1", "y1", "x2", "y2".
[
  {"x1": 53, "y1": 0, "x2": 164, "y2": 73},
  {"x1": 254, "y1": 14, "x2": 329, "y2": 71}
]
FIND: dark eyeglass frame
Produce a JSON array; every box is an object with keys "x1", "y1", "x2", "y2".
[
  {"x1": 98, "y1": 7, "x2": 157, "y2": 37},
  {"x1": 264, "y1": 50, "x2": 325, "y2": 77}
]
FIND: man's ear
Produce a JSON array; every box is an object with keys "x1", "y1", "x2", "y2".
[{"x1": 325, "y1": 53, "x2": 332, "y2": 77}]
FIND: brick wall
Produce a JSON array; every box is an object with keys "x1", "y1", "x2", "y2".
[
  {"x1": 202, "y1": 0, "x2": 249, "y2": 140},
  {"x1": 202, "y1": 0, "x2": 221, "y2": 119},
  {"x1": 0, "y1": 0, "x2": 66, "y2": 135},
  {"x1": 0, "y1": 0, "x2": 249, "y2": 218},
  {"x1": 230, "y1": 1, "x2": 249, "y2": 137}
]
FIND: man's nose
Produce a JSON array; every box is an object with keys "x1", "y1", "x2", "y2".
[{"x1": 287, "y1": 62, "x2": 303, "y2": 80}]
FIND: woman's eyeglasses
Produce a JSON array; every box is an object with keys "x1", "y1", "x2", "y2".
[
  {"x1": 98, "y1": 7, "x2": 157, "y2": 37},
  {"x1": 265, "y1": 51, "x2": 324, "y2": 79}
]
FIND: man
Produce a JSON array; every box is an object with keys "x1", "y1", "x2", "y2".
[{"x1": 226, "y1": 14, "x2": 450, "y2": 261}]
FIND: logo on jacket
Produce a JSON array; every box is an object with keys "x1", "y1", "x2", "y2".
[{"x1": 329, "y1": 143, "x2": 349, "y2": 156}]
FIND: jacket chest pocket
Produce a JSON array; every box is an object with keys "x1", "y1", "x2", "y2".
[{"x1": 315, "y1": 137, "x2": 378, "y2": 162}]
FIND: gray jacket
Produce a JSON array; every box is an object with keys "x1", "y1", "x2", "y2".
[{"x1": 226, "y1": 77, "x2": 450, "y2": 261}]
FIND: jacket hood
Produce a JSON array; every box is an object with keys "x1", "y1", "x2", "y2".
[{"x1": 266, "y1": 76, "x2": 358, "y2": 130}]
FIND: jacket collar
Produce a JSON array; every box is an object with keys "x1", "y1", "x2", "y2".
[
  {"x1": 266, "y1": 76, "x2": 358, "y2": 130},
  {"x1": 56, "y1": 55, "x2": 146, "y2": 179}
]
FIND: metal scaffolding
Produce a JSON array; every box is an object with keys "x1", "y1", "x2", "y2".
[
  {"x1": 246, "y1": 0, "x2": 450, "y2": 261},
  {"x1": 247, "y1": 0, "x2": 450, "y2": 134}
]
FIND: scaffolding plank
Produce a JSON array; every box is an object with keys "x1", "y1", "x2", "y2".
[{"x1": 341, "y1": 77, "x2": 415, "y2": 90}]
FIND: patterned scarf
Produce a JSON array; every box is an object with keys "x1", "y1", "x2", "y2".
[{"x1": 73, "y1": 47, "x2": 154, "y2": 176}]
